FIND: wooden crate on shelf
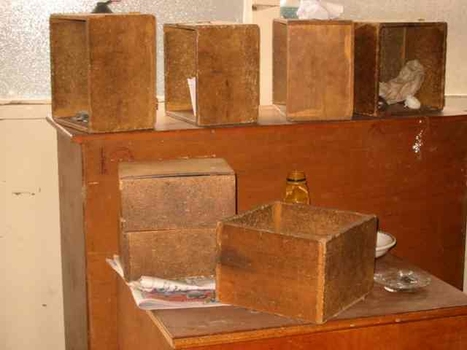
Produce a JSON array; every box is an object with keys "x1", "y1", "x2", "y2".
[
  {"x1": 119, "y1": 158, "x2": 236, "y2": 281},
  {"x1": 50, "y1": 13, "x2": 156, "y2": 133},
  {"x1": 354, "y1": 22, "x2": 447, "y2": 117},
  {"x1": 164, "y1": 22, "x2": 260, "y2": 126},
  {"x1": 273, "y1": 19, "x2": 354, "y2": 121},
  {"x1": 216, "y1": 202, "x2": 377, "y2": 323}
]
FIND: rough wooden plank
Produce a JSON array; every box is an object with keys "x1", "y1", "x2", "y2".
[
  {"x1": 122, "y1": 228, "x2": 217, "y2": 280},
  {"x1": 274, "y1": 20, "x2": 354, "y2": 120},
  {"x1": 57, "y1": 132, "x2": 88, "y2": 350}
]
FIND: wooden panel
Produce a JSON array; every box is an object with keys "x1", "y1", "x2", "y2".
[
  {"x1": 119, "y1": 159, "x2": 236, "y2": 231},
  {"x1": 117, "y1": 278, "x2": 172, "y2": 350},
  {"x1": 272, "y1": 21, "x2": 287, "y2": 105},
  {"x1": 121, "y1": 228, "x2": 217, "y2": 281},
  {"x1": 406, "y1": 23, "x2": 447, "y2": 110},
  {"x1": 197, "y1": 25, "x2": 260, "y2": 125},
  {"x1": 276, "y1": 20, "x2": 354, "y2": 120},
  {"x1": 50, "y1": 19, "x2": 90, "y2": 118},
  {"x1": 57, "y1": 133, "x2": 88, "y2": 350},
  {"x1": 354, "y1": 23, "x2": 379, "y2": 116},
  {"x1": 187, "y1": 316, "x2": 467, "y2": 349},
  {"x1": 88, "y1": 15, "x2": 156, "y2": 132},
  {"x1": 164, "y1": 26, "x2": 196, "y2": 114}
]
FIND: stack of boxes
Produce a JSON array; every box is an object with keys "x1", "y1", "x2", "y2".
[{"x1": 50, "y1": 12, "x2": 447, "y2": 323}]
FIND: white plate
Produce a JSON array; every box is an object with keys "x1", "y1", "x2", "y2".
[{"x1": 375, "y1": 231, "x2": 396, "y2": 258}]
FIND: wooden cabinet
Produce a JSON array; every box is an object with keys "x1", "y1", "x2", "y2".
[
  {"x1": 50, "y1": 107, "x2": 467, "y2": 350},
  {"x1": 118, "y1": 255, "x2": 467, "y2": 349}
]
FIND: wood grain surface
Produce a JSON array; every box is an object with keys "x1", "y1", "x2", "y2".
[
  {"x1": 51, "y1": 107, "x2": 467, "y2": 349},
  {"x1": 50, "y1": 14, "x2": 156, "y2": 133},
  {"x1": 117, "y1": 255, "x2": 467, "y2": 349},
  {"x1": 273, "y1": 20, "x2": 354, "y2": 120}
]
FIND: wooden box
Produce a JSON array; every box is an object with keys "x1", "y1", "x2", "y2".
[
  {"x1": 119, "y1": 158, "x2": 236, "y2": 281},
  {"x1": 164, "y1": 22, "x2": 260, "y2": 126},
  {"x1": 354, "y1": 22, "x2": 447, "y2": 117},
  {"x1": 50, "y1": 14, "x2": 156, "y2": 133},
  {"x1": 216, "y1": 202, "x2": 377, "y2": 323},
  {"x1": 121, "y1": 228, "x2": 217, "y2": 280},
  {"x1": 273, "y1": 19, "x2": 354, "y2": 121}
]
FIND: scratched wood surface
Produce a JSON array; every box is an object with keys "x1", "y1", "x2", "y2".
[
  {"x1": 118, "y1": 255, "x2": 467, "y2": 349},
  {"x1": 51, "y1": 107, "x2": 467, "y2": 350}
]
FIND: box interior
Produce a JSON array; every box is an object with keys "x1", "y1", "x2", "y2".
[
  {"x1": 226, "y1": 203, "x2": 366, "y2": 240},
  {"x1": 164, "y1": 26, "x2": 197, "y2": 123},
  {"x1": 379, "y1": 24, "x2": 445, "y2": 115},
  {"x1": 50, "y1": 19, "x2": 91, "y2": 132},
  {"x1": 272, "y1": 21, "x2": 287, "y2": 110}
]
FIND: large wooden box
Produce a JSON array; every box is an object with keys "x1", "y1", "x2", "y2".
[
  {"x1": 119, "y1": 158, "x2": 236, "y2": 281},
  {"x1": 273, "y1": 19, "x2": 354, "y2": 121},
  {"x1": 50, "y1": 13, "x2": 156, "y2": 133},
  {"x1": 354, "y1": 22, "x2": 447, "y2": 117},
  {"x1": 164, "y1": 22, "x2": 260, "y2": 126},
  {"x1": 216, "y1": 202, "x2": 377, "y2": 323}
]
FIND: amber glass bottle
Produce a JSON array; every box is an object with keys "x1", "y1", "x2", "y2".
[{"x1": 284, "y1": 170, "x2": 310, "y2": 204}]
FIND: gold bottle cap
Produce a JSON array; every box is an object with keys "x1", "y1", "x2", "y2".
[{"x1": 287, "y1": 170, "x2": 306, "y2": 182}]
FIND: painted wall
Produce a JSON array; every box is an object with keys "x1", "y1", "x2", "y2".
[{"x1": 1, "y1": 1, "x2": 467, "y2": 349}]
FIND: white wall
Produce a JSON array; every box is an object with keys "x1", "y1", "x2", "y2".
[
  {"x1": 0, "y1": 104, "x2": 63, "y2": 350},
  {"x1": 1, "y1": 1, "x2": 467, "y2": 349}
]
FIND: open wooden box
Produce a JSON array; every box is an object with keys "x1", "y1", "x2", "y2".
[
  {"x1": 216, "y1": 202, "x2": 377, "y2": 323},
  {"x1": 164, "y1": 22, "x2": 260, "y2": 126},
  {"x1": 354, "y1": 22, "x2": 447, "y2": 117},
  {"x1": 50, "y1": 14, "x2": 156, "y2": 133},
  {"x1": 273, "y1": 19, "x2": 354, "y2": 121}
]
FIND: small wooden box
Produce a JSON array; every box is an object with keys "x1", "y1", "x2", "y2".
[
  {"x1": 119, "y1": 158, "x2": 236, "y2": 281},
  {"x1": 273, "y1": 19, "x2": 354, "y2": 121},
  {"x1": 50, "y1": 14, "x2": 156, "y2": 133},
  {"x1": 121, "y1": 228, "x2": 217, "y2": 280},
  {"x1": 216, "y1": 202, "x2": 377, "y2": 323},
  {"x1": 164, "y1": 22, "x2": 260, "y2": 126},
  {"x1": 354, "y1": 22, "x2": 447, "y2": 117}
]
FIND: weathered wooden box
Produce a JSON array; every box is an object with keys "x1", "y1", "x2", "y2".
[
  {"x1": 50, "y1": 13, "x2": 156, "y2": 133},
  {"x1": 273, "y1": 19, "x2": 354, "y2": 121},
  {"x1": 354, "y1": 22, "x2": 447, "y2": 117},
  {"x1": 216, "y1": 202, "x2": 377, "y2": 323},
  {"x1": 164, "y1": 22, "x2": 260, "y2": 126},
  {"x1": 119, "y1": 158, "x2": 236, "y2": 281}
]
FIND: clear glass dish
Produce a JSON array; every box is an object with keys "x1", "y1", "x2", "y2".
[{"x1": 374, "y1": 268, "x2": 431, "y2": 293}]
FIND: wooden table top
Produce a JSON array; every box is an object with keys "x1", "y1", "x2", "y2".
[
  {"x1": 146, "y1": 255, "x2": 467, "y2": 348},
  {"x1": 47, "y1": 105, "x2": 467, "y2": 144}
]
